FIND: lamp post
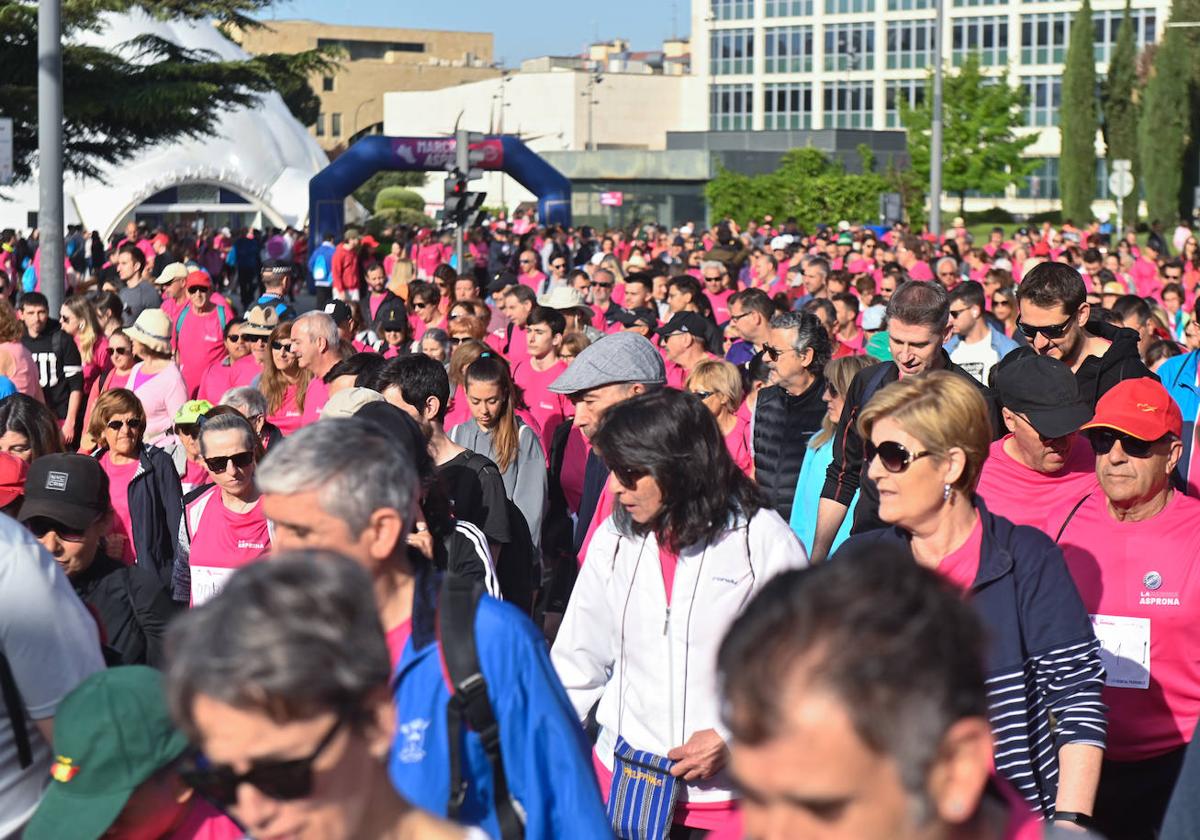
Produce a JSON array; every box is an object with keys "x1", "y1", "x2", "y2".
[
  {"x1": 352, "y1": 97, "x2": 376, "y2": 138},
  {"x1": 39, "y1": 0, "x2": 65, "y2": 315},
  {"x1": 583, "y1": 67, "x2": 602, "y2": 152},
  {"x1": 930, "y1": 0, "x2": 945, "y2": 238}
]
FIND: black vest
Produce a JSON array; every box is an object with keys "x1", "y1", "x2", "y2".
[{"x1": 752, "y1": 375, "x2": 828, "y2": 521}]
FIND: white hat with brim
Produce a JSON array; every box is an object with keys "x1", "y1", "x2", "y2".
[
  {"x1": 124, "y1": 309, "x2": 173, "y2": 355},
  {"x1": 154, "y1": 263, "x2": 188, "y2": 286},
  {"x1": 538, "y1": 286, "x2": 588, "y2": 310}
]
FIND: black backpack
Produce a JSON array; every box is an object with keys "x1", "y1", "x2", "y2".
[{"x1": 459, "y1": 452, "x2": 537, "y2": 614}]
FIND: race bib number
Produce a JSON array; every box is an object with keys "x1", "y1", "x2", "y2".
[
  {"x1": 191, "y1": 566, "x2": 237, "y2": 607},
  {"x1": 1090, "y1": 614, "x2": 1151, "y2": 690}
]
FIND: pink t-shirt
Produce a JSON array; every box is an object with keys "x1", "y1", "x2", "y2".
[
  {"x1": 444, "y1": 384, "x2": 470, "y2": 431},
  {"x1": 936, "y1": 515, "x2": 983, "y2": 592},
  {"x1": 0, "y1": 340, "x2": 45, "y2": 402},
  {"x1": 197, "y1": 353, "x2": 260, "y2": 405},
  {"x1": 368, "y1": 291, "x2": 391, "y2": 322},
  {"x1": 169, "y1": 797, "x2": 245, "y2": 840},
  {"x1": 187, "y1": 489, "x2": 271, "y2": 606},
  {"x1": 78, "y1": 335, "x2": 110, "y2": 399},
  {"x1": 181, "y1": 459, "x2": 209, "y2": 494},
  {"x1": 175, "y1": 308, "x2": 226, "y2": 397},
  {"x1": 301, "y1": 375, "x2": 330, "y2": 425},
  {"x1": 723, "y1": 414, "x2": 753, "y2": 478},
  {"x1": 160, "y1": 294, "x2": 185, "y2": 325},
  {"x1": 1058, "y1": 491, "x2": 1200, "y2": 761},
  {"x1": 579, "y1": 480, "x2": 615, "y2": 566},
  {"x1": 513, "y1": 358, "x2": 571, "y2": 457},
  {"x1": 907, "y1": 261, "x2": 935, "y2": 281},
  {"x1": 706, "y1": 288, "x2": 734, "y2": 324},
  {"x1": 503, "y1": 323, "x2": 530, "y2": 366},
  {"x1": 267, "y1": 383, "x2": 304, "y2": 436},
  {"x1": 101, "y1": 452, "x2": 138, "y2": 564},
  {"x1": 560, "y1": 425, "x2": 590, "y2": 515},
  {"x1": 386, "y1": 618, "x2": 414, "y2": 672},
  {"x1": 976, "y1": 435, "x2": 1099, "y2": 536}
]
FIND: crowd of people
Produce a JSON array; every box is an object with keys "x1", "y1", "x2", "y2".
[{"x1": 3, "y1": 210, "x2": 1200, "y2": 839}]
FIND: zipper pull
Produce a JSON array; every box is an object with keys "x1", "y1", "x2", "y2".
[{"x1": 663, "y1": 606, "x2": 671, "y2": 635}]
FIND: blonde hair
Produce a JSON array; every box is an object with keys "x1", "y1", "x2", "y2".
[
  {"x1": 560, "y1": 331, "x2": 591, "y2": 357},
  {"x1": 810, "y1": 355, "x2": 876, "y2": 450},
  {"x1": 63, "y1": 295, "x2": 103, "y2": 360},
  {"x1": 686, "y1": 358, "x2": 744, "y2": 414},
  {"x1": 856, "y1": 371, "x2": 992, "y2": 495}
]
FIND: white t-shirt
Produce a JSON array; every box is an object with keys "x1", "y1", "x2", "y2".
[
  {"x1": 0, "y1": 515, "x2": 104, "y2": 838},
  {"x1": 950, "y1": 333, "x2": 1001, "y2": 385}
]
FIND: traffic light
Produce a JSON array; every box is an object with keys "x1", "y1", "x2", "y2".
[{"x1": 442, "y1": 129, "x2": 487, "y2": 229}]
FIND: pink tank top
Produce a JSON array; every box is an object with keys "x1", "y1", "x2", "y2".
[{"x1": 0, "y1": 341, "x2": 44, "y2": 402}]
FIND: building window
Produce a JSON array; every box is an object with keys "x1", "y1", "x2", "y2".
[
  {"x1": 765, "y1": 0, "x2": 814, "y2": 15},
  {"x1": 710, "y1": 28, "x2": 754, "y2": 75},
  {"x1": 712, "y1": 0, "x2": 754, "y2": 20},
  {"x1": 765, "y1": 26, "x2": 814, "y2": 73},
  {"x1": 315, "y1": 113, "x2": 324, "y2": 137},
  {"x1": 952, "y1": 16, "x2": 1008, "y2": 65},
  {"x1": 1021, "y1": 13, "x2": 1071, "y2": 65},
  {"x1": 887, "y1": 20, "x2": 936, "y2": 70},
  {"x1": 1018, "y1": 157, "x2": 1060, "y2": 199},
  {"x1": 322, "y1": 76, "x2": 335, "y2": 92},
  {"x1": 887, "y1": 0, "x2": 934, "y2": 10},
  {"x1": 825, "y1": 0, "x2": 874, "y2": 13},
  {"x1": 1023, "y1": 75, "x2": 1061, "y2": 127},
  {"x1": 954, "y1": 0, "x2": 1003, "y2": 7},
  {"x1": 764, "y1": 83, "x2": 814, "y2": 129},
  {"x1": 824, "y1": 81, "x2": 874, "y2": 128},
  {"x1": 1093, "y1": 9, "x2": 1156, "y2": 63},
  {"x1": 710, "y1": 83, "x2": 753, "y2": 130},
  {"x1": 331, "y1": 113, "x2": 342, "y2": 137},
  {"x1": 316, "y1": 38, "x2": 424, "y2": 60},
  {"x1": 825, "y1": 23, "x2": 875, "y2": 71},
  {"x1": 885, "y1": 79, "x2": 925, "y2": 127}
]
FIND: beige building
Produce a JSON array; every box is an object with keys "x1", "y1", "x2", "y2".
[{"x1": 232, "y1": 20, "x2": 501, "y2": 151}]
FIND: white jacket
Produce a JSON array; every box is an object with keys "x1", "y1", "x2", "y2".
[{"x1": 551, "y1": 507, "x2": 808, "y2": 804}]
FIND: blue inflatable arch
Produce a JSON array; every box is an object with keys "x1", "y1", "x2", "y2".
[{"x1": 308, "y1": 134, "x2": 572, "y2": 249}]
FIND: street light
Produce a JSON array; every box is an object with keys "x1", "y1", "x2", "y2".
[
  {"x1": 583, "y1": 67, "x2": 603, "y2": 152},
  {"x1": 352, "y1": 97, "x2": 376, "y2": 137},
  {"x1": 931, "y1": 0, "x2": 945, "y2": 238}
]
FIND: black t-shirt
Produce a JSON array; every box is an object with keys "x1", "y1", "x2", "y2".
[
  {"x1": 21, "y1": 321, "x2": 83, "y2": 419},
  {"x1": 438, "y1": 450, "x2": 512, "y2": 546}
]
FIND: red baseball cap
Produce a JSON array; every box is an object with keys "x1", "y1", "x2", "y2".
[
  {"x1": 1080, "y1": 377, "x2": 1183, "y2": 441},
  {"x1": 184, "y1": 270, "x2": 212, "y2": 290},
  {"x1": 0, "y1": 451, "x2": 28, "y2": 509}
]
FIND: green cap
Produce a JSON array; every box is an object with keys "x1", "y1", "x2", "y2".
[
  {"x1": 173, "y1": 399, "x2": 213, "y2": 426},
  {"x1": 24, "y1": 666, "x2": 190, "y2": 840}
]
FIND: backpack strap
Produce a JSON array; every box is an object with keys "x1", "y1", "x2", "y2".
[
  {"x1": 0, "y1": 650, "x2": 32, "y2": 769},
  {"x1": 861, "y1": 361, "x2": 895, "y2": 405},
  {"x1": 436, "y1": 575, "x2": 525, "y2": 840},
  {"x1": 1054, "y1": 493, "x2": 1092, "y2": 544}
]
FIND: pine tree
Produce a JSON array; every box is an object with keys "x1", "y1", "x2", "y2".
[
  {"x1": 1060, "y1": 0, "x2": 1098, "y2": 223},
  {"x1": 1139, "y1": 1, "x2": 1192, "y2": 224},
  {"x1": 0, "y1": 0, "x2": 338, "y2": 184},
  {"x1": 1102, "y1": 0, "x2": 1140, "y2": 226}
]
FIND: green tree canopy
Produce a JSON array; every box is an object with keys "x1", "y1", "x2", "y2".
[
  {"x1": 1139, "y1": 0, "x2": 1192, "y2": 223},
  {"x1": 1060, "y1": 0, "x2": 1098, "y2": 222},
  {"x1": 353, "y1": 171, "x2": 427, "y2": 211},
  {"x1": 0, "y1": 0, "x2": 338, "y2": 184},
  {"x1": 901, "y1": 54, "x2": 1040, "y2": 215},
  {"x1": 374, "y1": 187, "x2": 425, "y2": 215},
  {"x1": 1102, "y1": 0, "x2": 1141, "y2": 224}
]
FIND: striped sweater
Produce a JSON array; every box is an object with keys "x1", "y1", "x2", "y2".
[{"x1": 838, "y1": 501, "x2": 1107, "y2": 816}]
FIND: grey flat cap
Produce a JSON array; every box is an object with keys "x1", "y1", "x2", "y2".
[{"x1": 548, "y1": 332, "x2": 666, "y2": 394}]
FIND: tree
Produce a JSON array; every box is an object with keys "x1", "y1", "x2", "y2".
[
  {"x1": 374, "y1": 187, "x2": 425, "y2": 215},
  {"x1": 1138, "y1": 0, "x2": 1192, "y2": 224},
  {"x1": 1060, "y1": 0, "x2": 1098, "y2": 223},
  {"x1": 901, "y1": 55, "x2": 1040, "y2": 216},
  {"x1": 353, "y1": 171, "x2": 427, "y2": 211},
  {"x1": 0, "y1": 0, "x2": 338, "y2": 184},
  {"x1": 1103, "y1": 0, "x2": 1140, "y2": 225}
]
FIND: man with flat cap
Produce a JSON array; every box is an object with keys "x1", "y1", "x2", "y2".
[{"x1": 976, "y1": 351, "x2": 1099, "y2": 535}]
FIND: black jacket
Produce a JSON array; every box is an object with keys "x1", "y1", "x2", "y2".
[
  {"x1": 1076, "y1": 319, "x2": 1156, "y2": 408},
  {"x1": 72, "y1": 551, "x2": 175, "y2": 667},
  {"x1": 821, "y1": 352, "x2": 1004, "y2": 535},
  {"x1": 753, "y1": 375, "x2": 828, "y2": 522}
]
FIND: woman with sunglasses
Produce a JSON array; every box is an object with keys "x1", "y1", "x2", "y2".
[
  {"x1": 0, "y1": 393, "x2": 64, "y2": 463},
  {"x1": 835, "y1": 372, "x2": 1106, "y2": 823},
  {"x1": 173, "y1": 412, "x2": 270, "y2": 606},
  {"x1": 81, "y1": 329, "x2": 137, "y2": 450},
  {"x1": 552, "y1": 388, "x2": 806, "y2": 838},
  {"x1": 60, "y1": 294, "x2": 109, "y2": 398},
  {"x1": 990, "y1": 287, "x2": 1028, "y2": 345},
  {"x1": 89, "y1": 389, "x2": 183, "y2": 592},
  {"x1": 124, "y1": 308, "x2": 188, "y2": 443},
  {"x1": 686, "y1": 358, "x2": 754, "y2": 478},
  {"x1": 258, "y1": 320, "x2": 310, "y2": 436},
  {"x1": 407, "y1": 280, "x2": 447, "y2": 344},
  {"x1": 157, "y1": 399, "x2": 215, "y2": 493},
  {"x1": 18, "y1": 453, "x2": 173, "y2": 667}
]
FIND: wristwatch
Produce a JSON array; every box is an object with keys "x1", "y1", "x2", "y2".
[{"x1": 1052, "y1": 811, "x2": 1098, "y2": 829}]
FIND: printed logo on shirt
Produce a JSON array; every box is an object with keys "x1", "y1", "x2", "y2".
[
  {"x1": 1144, "y1": 571, "x2": 1163, "y2": 590},
  {"x1": 45, "y1": 470, "x2": 69, "y2": 491},
  {"x1": 397, "y1": 718, "x2": 430, "y2": 763},
  {"x1": 1139, "y1": 572, "x2": 1181, "y2": 606},
  {"x1": 237, "y1": 540, "x2": 267, "y2": 550}
]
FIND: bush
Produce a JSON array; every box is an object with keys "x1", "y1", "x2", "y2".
[
  {"x1": 364, "y1": 208, "x2": 435, "y2": 240},
  {"x1": 1025, "y1": 210, "x2": 1064, "y2": 225},
  {"x1": 374, "y1": 187, "x2": 426, "y2": 215},
  {"x1": 963, "y1": 207, "x2": 1016, "y2": 225}
]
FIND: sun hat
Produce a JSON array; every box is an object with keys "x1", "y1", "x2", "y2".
[{"x1": 124, "y1": 309, "x2": 172, "y2": 356}]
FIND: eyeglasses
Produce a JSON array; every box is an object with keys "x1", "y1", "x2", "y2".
[
  {"x1": 179, "y1": 717, "x2": 344, "y2": 808},
  {"x1": 1017, "y1": 313, "x2": 1075, "y2": 340},
  {"x1": 26, "y1": 517, "x2": 92, "y2": 543},
  {"x1": 108, "y1": 346, "x2": 132, "y2": 357},
  {"x1": 728, "y1": 311, "x2": 753, "y2": 323},
  {"x1": 272, "y1": 342, "x2": 293, "y2": 353},
  {"x1": 1086, "y1": 428, "x2": 1163, "y2": 458},
  {"x1": 187, "y1": 286, "x2": 209, "y2": 295},
  {"x1": 106, "y1": 418, "x2": 143, "y2": 432},
  {"x1": 866, "y1": 440, "x2": 934, "y2": 473},
  {"x1": 612, "y1": 465, "x2": 647, "y2": 489},
  {"x1": 204, "y1": 451, "x2": 255, "y2": 473}
]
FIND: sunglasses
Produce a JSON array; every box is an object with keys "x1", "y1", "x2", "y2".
[
  {"x1": 175, "y1": 423, "x2": 200, "y2": 438},
  {"x1": 413, "y1": 300, "x2": 433, "y2": 308},
  {"x1": 690, "y1": 390, "x2": 713, "y2": 399},
  {"x1": 519, "y1": 259, "x2": 535, "y2": 264},
  {"x1": 949, "y1": 308, "x2": 968, "y2": 319},
  {"x1": 204, "y1": 451, "x2": 255, "y2": 473},
  {"x1": 591, "y1": 281, "x2": 614, "y2": 289},
  {"x1": 108, "y1": 346, "x2": 132, "y2": 357},
  {"x1": 866, "y1": 440, "x2": 934, "y2": 473},
  {"x1": 1086, "y1": 429, "x2": 1163, "y2": 458},
  {"x1": 272, "y1": 342, "x2": 293, "y2": 353},
  {"x1": 612, "y1": 465, "x2": 647, "y2": 489},
  {"x1": 187, "y1": 286, "x2": 209, "y2": 295},
  {"x1": 226, "y1": 334, "x2": 244, "y2": 343},
  {"x1": 26, "y1": 517, "x2": 92, "y2": 543},
  {"x1": 552, "y1": 262, "x2": 567, "y2": 269},
  {"x1": 1017, "y1": 313, "x2": 1074, "y2": 340},
  {"x1": 179, "y1": 717, "x2": 343, "y2": 808},
  {"x1": 763, "y1": 344, "x2": 799, "y2": 362},
  {"x1": 106, "y1": 418, "x2": 143, "y2": 432},
  {"x1": 992, "y1": 299, "x2": 1011, "y2": 308}
]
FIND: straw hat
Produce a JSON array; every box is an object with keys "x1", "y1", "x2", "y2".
[{"x1": 124, "y1": 309, "x2": 173, "y2": 356}]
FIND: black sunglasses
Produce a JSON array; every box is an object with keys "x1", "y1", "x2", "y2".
[
  {"x1": 204, "y1": 451, "x2": 255, "y2": 473},
  {"x1": 226, "y1": 334, "x2": 244, "y2": 343},
  {"x1": 25, "y1": 516, "x2": 93, "y2": 543},
  {"x1": 691, "y1": 390, "x2": 713, "y2": 399},
  {"x1": 106, "y1": 418, "x2": 143, "y2": 432},
  {"x1": 949, "y1": 308, "x2": 968, "y2": 319},
  {"x1": 591, "y1": 281, "x2": 614, "y2": 289},
  {"x1": 175, "y1": 423, "x2": 200, "y2": 438},
  {"x1": 108, "y1": 346, "x2": 132, "y2": 356},
  {"x1": 1086, "y1": 428, "x2": 1163, "y2": 458},
  {"x1": 247, "y1": 334, "x2": 270, "y2": 344},
  {"x1": 866, "y1": 440, "x2": 934, "y2": 473},
  {"x1": 187, "y1": 286, "x2": 209, "y2": 295},
  {"x1": 272, "y1": 341, "x2": 293, "y2": 352},
  {"x1": 612, "y1": 465, "x2": 647, "y2": 489},
  {"x1": 179, "y1": 717, "x2": 343, "y2": 808},
  {"x1": 1018, "y1": 313, "x2": 1075, "y2": 340}
]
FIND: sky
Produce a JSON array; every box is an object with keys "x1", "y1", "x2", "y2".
[{"x1": 265, "y1": 0, "x2": 691, "y2": 66}]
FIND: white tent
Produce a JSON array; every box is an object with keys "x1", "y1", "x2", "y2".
[{"x1": 0, "y1": 10, "x2": 328, "y2": 236}]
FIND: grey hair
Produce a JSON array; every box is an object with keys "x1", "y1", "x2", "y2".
[
  {"x1": 220, "y1": 386, "x2": 267, "y2": 418},
  {"x1": 936, "y1": 256, "x2": 959, "y2": 272},
  {"x1": 255, "y1": 418, "x2": 417, "y2": 534},
  {"x1": 295, "y1": 311, "x2": 339, "y2": 348},
  {"x1": 804, "y1": 256, "x2": 830, "y2": 280},
  {"x1": 769, "y1": 310, "x2": 832, "y2": 372},
  {"x1": 165, "y1": 550, "x2": 390, "y2": 737},
  {"x1": 700, "y1": 260, "x2": 727, "y2": 276},
  {"x1": 198, "y1": 412, "x2": 259, "y2": 459}
]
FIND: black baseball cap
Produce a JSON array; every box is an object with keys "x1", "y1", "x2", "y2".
[
  {"x1": 378, "y1": 302, "x2": 407, "y2": 332},
  {"x1": 992, "y1": 352, "x2": 1093, "y2": 439},
  {"x1": 656, "y1": 311, "x2": 711, "y2": 340},
  {"x1": 488, "y1": 270, "x2": 518, "y2": 295},
  {"x1": 609, "y1": 306, "x2": 659, "y2": 330},
  {"x1": 322, "y1": 300, "x2": 352, "y2": 326},
  {"x1": 18, "y1": 454, "x2": 110, "y2": 531}
]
